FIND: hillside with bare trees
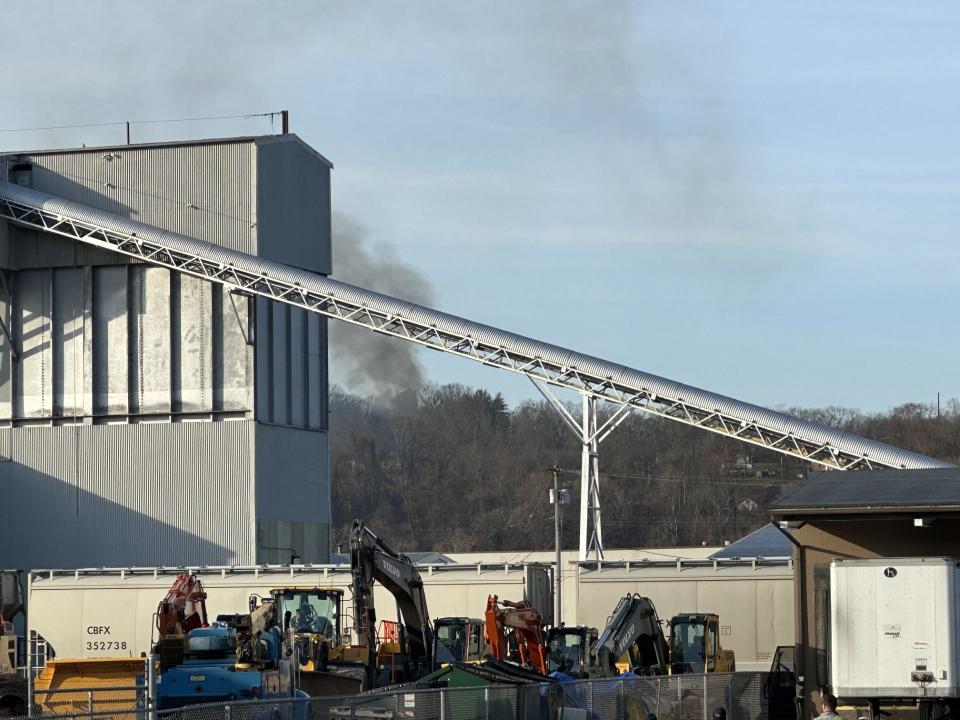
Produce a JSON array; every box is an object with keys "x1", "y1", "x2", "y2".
[{"x1": 329, "y1": 385, "x2": 960, "y2": 552}]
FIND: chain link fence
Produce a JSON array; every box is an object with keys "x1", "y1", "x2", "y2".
[{"x1": 3, "y1": 672, "x2": 775, "y2": 720}]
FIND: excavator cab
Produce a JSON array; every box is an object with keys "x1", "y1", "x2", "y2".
[
  {"x1": 433, "y1": 618, "x2": 484, "y2": 668},
  {"x1": 270, "y1": 587, "x2": 343, "y2": 671},
  {"x1": 668, "y1": 613, "x2": 735, "y2": 674},
  {"x1": 546, "y1": 626, "x2": 597, "y2": 678}
]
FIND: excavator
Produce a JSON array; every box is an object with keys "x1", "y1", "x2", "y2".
[
  {"x1": 433, "y1": 617, "x2": 485, "y2": 667},
  {"x1": 350, "y1": 520, "x2": 434, "y2": 688},
  {"x1": 483, "y1": 595, "x2": 548, "y2": 675},
  {"x1": 153, "y1": 573, "x2": 209, "y2": 671},
  {"x1": 594, "y1": 595, "x2": 670, "y2": 676},
  {"x1": 546, "y1": 595, "x2": 668, "y2": 679},
  {"x1": 546, "y1": 596, "x2": 733, "y2": 680}
]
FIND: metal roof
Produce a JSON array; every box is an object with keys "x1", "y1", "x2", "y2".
[
  {"x1": 710, "y1": 524, "x2": 793, "y2": 560},
  {"x1": 769, "y1": 467, "x2": 960, "y2": 516}
]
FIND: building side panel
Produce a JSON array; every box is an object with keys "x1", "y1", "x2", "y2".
[
  {"x1": 92, "y1": 266, "x2": 128, "y2": 416},
  {"x1": 0, "y1": 426, "x2": 79, "y2": 566},
  {"x1": 19, "y1": 141, "x2": 255, "y2": 266},
  {"x1": 271, "y1": 302, "x2": 290, "y2": 424},
  {"x1": 254, "y1": 424, "x2": 329, "y2": 563},
  {"x1": 173, "y1": 275, "x2": 213, "y2": 413},
  {"x1": 0, "y1": 422, "x2": 253, "y2": 568},
  {"x1": 254, "y1": 138, "x2": 331, "y2": 273},
  {"x1": 129, "y1": 267, "x2": 172, "y2": 415},
  {"x1": 0, "y1": 273, "x2": 11, "y2": 418},
  {"x1": 15, "y1": 269, "x2": 52, "y2": 418},
  {"x1": 219, "y1": 288, "x2": 250, "y2": 412},
  {"x1": 290, "y1": 307, "x2": 306, "y2": 427},
  {"x1": 254, "y1": 297, "x2": 272, "y2": 422},
  {"x1": 52, "y1": 268, "x2": 84, "y2": 418},
  {"x1": 307, "y1": 314, "x2": 328, "y2": 430}
]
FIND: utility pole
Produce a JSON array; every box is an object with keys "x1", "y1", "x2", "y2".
[{"x1": 549, "y1": 465, "x2": 570, "y2": 626}]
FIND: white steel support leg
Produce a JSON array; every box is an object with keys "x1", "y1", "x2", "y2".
[
  {"x1": 530, "y1": 378, "x2": 634, "y2": 562},
  {"x1": 580, "y1": 394, "x2": 603, "y2": 561}
]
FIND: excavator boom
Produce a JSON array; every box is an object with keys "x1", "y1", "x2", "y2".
[
  {"x1": 484, "y1": 595, "x2": 548, "y2": 675},
  {"x1": 156, "y1": 573, "x2": 208, "y2": 638},
  {"x1": 350, "y1": 520, "x2": 433, "y2": 686},
  {"x1": 592, "y1": 594, "x2": 668, "y2": 676}
]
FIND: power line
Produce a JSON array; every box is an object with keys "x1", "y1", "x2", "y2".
[
  {"x1": 553, "y1": 467, "x2": 791, "y2": 488},
  {"x1": 0, "y1": 111, "x2": 280, "y2": 136}
]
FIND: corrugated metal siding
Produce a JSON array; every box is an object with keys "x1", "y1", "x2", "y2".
[
  {"x1": 0, "y1": 266, "x2": 251, "y2": 422},
  {"x1": 254, "y1": 423, "x2": 329, "y2": 560},
  {"x1": 253, "y1": 298, "x2": 327, "y2": 431},
  {"x1": 15, "y1": 141, "x2": 255, "y2": 265},
  {"x1": 0, "y1": 422, "x2": 253, "y2": 568}
]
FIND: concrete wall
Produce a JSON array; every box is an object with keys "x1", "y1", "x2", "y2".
[
  {"x1": 0, "y1": 266, "x2": 252, "y2": 423},
  {"x1": 789, "y1": 517, "x2": 960, "y2": 715}
]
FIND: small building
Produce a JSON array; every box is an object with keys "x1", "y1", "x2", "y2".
[{"x1": 769, "y1": 467, "x2": 960, "y2": 716}]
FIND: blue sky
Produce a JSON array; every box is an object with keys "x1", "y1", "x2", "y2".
[{"x1": 2, "y1": 2, "x2": 957, "y2": 412}]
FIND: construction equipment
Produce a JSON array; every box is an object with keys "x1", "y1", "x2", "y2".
[
  {"x1": 433, "y1": 617, "x2": 485, "y2": 668},
  {"x1": 483, "y1": 595, "x2": 548, "y2": 675},
  {"x1": 545, "y1": 625, "x2": 599, "y2": 678},
  {"x1": 350, "y1": 520, "x2": 433, "y2": 687},
  {"x1": 153, "y1": 573, "x2": 209, "y2": 672},
  {"x1": 0, "y1": 620, "x2": 25, "y2": 717},
  {"x1": 32, "y1": 659, "x2": 144, "y2": 717},
  {"x1": 546, "y1": 595, "x2": 668, "y2": 679},
  {"x1": 594, "y1": 595, "x2": 670, "y2": 676},
  {"x1": 155, "y1": 595, "x2": 306, "y2": 710},
  {"x1": 668, "y1": 613, "x2": 735, "y2": 674},
  {"x1": 270, "y1": 586, "x2": 366, "y2": 696},
  {"x1": 156, "y1": 573, "x2": 209, "y2": 638},
  {"x1": 546, "y1": 598, "x2": 729, "y2": 680}
]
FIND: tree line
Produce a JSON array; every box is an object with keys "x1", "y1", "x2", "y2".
[{"x1": 329, "y1": 384, "x2": 960, "y2": 553}]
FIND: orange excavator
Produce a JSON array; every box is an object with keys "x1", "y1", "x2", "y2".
[
  {"x1": 154, "y1": 573, "x2": 209, "y2": 671},
  {"x1": 483, "y1": 595, "x2": 547, "y2": 675}
]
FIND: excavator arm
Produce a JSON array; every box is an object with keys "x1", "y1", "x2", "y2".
[
  {"x1": 484, "y1": 595, "x2": 548, "y2": 675},
  {"x1": 350, "y1": 520, "x2": 433, "y2": 686},
  {"x1": 224, "y1": 596, "x2": 282, "y2": 666},
  {"x1": 592, "y1": 594, "x2": 669, "y2": 676},
  {"x1": 156, "y1": 573, "x2": 209, "y2": 638}
]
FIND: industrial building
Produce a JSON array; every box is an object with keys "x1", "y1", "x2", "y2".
[
  {"x1": 769, "y1": 467, "x2": 960, "y2": 716},
  {"x1": 0, "y1": 135, "x2": 333, "y2": 568}
]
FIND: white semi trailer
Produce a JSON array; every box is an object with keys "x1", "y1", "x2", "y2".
[{"x1": 831, "y1": 557, "x2": 960, "y2": 715}]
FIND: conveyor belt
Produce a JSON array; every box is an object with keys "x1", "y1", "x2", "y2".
[{"x1": 0, "y1": 180, "x2": 951, "y2": 471}]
